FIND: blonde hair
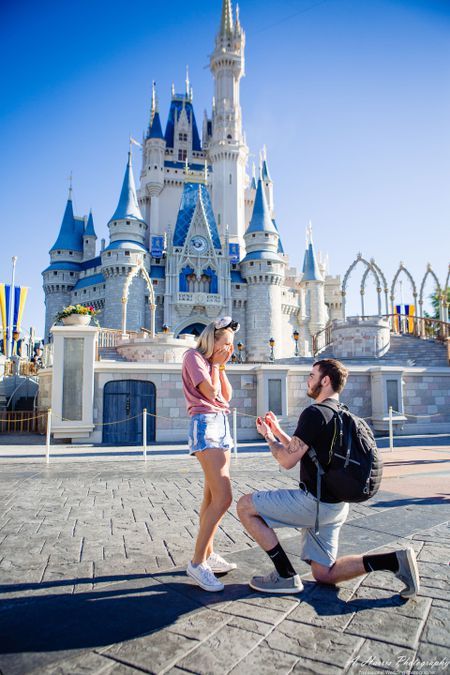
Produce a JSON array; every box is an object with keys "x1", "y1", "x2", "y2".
[{"x1": 196, "y1": 323, "x2": 233, "y2": 360}]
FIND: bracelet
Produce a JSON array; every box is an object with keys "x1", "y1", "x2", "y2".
[{"x1": 219, "y1": 364, "x2": 226, "y2": 371}]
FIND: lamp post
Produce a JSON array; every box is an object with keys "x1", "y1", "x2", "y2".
[
  {"x1": 231, "y1": 353, "x2": 237, "y2": 364},
  {"x1": 293, "y1": 330, "x2": 299, "y2": 357},
  {"x1": 162, "y1": 324, "x2": 170, "y2": 334},
  {"x1": 269, "y1": 337, "x2": 275, "y2": 362},
  {"x1": 8, "y1": 256, "x2": 18, "y2": 359},
  {"x1": 237, "y1": 341, "x2": 244, "y2": 363}
]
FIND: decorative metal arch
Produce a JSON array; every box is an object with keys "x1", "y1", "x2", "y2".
[
  {"x1": 121, "y1": 257, "x2": 156, "y2": 337},
  {"x1": 341, "y1": 253, "x2": 373, "y2": 319},
  {"x1": 370, "y1": 258, "x2": 389, "y2": 315},
  {"x1": 443, "y1": 265, "x2": 450, "y2": 322},
  {"x1": 390, "y1": 263, "x2": 417, "y2": 307},
  {"x1": 419, "y1": 264, "x2": 442, "y2": 321},
  {"x1": 360, "y1": 264, "x2": 382, "y2": 317}
]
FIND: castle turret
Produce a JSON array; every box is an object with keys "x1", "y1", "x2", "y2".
[
  {"x1": 83, "y1": 210, "x2": 97, "y2": 261},
  {"x1": 42, "y1": 186, "x2": 83, "y2": 340},
  {"x1": 240, "y1": 175, "x2": 286, "y2": 361},
  {"x1": 209, "y1": 0, "x2": 248, "y2": 247},
  {"x1": 301, "y1": 223, "x2": 328, "y2": 351},
  {"x1": 261, "y1": 146, "x2": 274, "y2": 217},
  {"x1": 102, "y1": 150, "x2": 149, "y2": 330},
  {"x1": 139, "y1": 82, "x2": 166, "y2": 238}
]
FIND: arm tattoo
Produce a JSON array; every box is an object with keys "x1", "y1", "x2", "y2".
[{"x1": 287, "y1": 435, "x2": 308, "y2": 455}]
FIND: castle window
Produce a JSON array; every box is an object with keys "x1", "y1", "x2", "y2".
[
  {"x1": 69, "y1": 251, "x2": 73, "y2": 255},
  {"x1": 265, "y1": 233, "x2": 269, "y2": 237},
  {"x1": 83, "y1": 290, "x2": 86, "y2": 294},
  {"x1": 85, "y1": 240, "x2": 89, "y2": 244},
  {"x1": 229, "y1": 174, "x2": 232, "y2": 184},
  {"x1": 178, "y1": 149, "x2": 187, "y2": 162},
  {"x1": 126, "y1": 220, "x2": 130, "y2": 225},
  {"x1": 178, "y1": 132, "x2": 188, "y2": 142},
  {"x1": 70, "y1": 272, "x2": 74, "y2": 276},
  {"x1": 236, "y1": 284, "x2": 240, "y2": 289},
  {"x1": 218, "y1": 214, "x2": 221, "y2": 225},
  {"x1": 108, "y1": 252, "x2": 111, "y2": 256},
  {"x1": 227, "y1": 134, "x2": 232, "y2": 140},
  {"x1": 153, "y1": 280, "x2": 158, "y2": 285},
  {"x1": 93, "y1": 287, "x2": 96, "y2": 291},
  {"x1": 250, "y1": 262, "x2": 254, "y2": 266},
  {"x1": 125, "y1": 251, "x2": 130, "y2": 256},
  {"x1": 74, "y1": 292, "x2": 77, "y2": 296},
  {"x1": 252, "y1": 234, "x2": 256, "y2": 238},
  {"x1": 57, "y1": 250, "x2": 61, "y2": 254}
]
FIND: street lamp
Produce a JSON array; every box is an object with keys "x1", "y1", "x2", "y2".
[
  {"x1": 293, "y1": 330, "x2": 299, "y2": 357},
  {"x1": 269, "y1": 337, "x2": 275, "y2": 362},
  {"x1": 231, "y1": 353, "x2": 237, "y2": 364},
  {"x1": 162, "y1": 324, "x2": 170, "y2": 334},
  {"x1": 237, "y1": 341, "x2": 244, "y2": 363}
]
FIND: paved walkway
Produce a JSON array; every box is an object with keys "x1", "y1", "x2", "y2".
[{"x1": 0, "y1": 446, "x2": 449, "y2": 674}]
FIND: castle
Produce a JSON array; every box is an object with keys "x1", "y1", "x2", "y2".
[{"x1": 43, "y1": 0, "x2": 343, "y2": 362}]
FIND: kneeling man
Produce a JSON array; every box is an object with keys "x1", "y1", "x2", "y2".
[{"x1": 237, "y1": 359, "x2": 419, "y2": 597}]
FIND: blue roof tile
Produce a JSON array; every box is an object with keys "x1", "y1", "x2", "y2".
[
  {"x1": 150, "y1": 265, "x2": 165, "y2": 279},
  {"x1": 148, "y1": 111, "x2": 164, "y2": 139},
  {"x1": 302, "y1": 243, "x2": 323, "y2": 281},
  {"x1": 173, "y1": 183, "x2": 221, "y2": 249},
  {"x1": 84, "y1": 211, "x2": 96, "y2": 237},
  {"x1": 231, "y1": 270, "x2": 246, "y2": 283},
  {"x1": 80, "y1": 256, "x2": 101, "y2": 270},
  {"x1": 73, "y1": 273, "x2": 105, "y2": 290},
  {"x1": 241, "y1": 250, "x2": 284, "y2": 263},
  {"x1": 164, "y1": 96, "x2": 202, "y2": 151},
  {"x1": 50, "y1": 198, "x2": 83, "y2": 252},
  {"x1": 43, "y1": 261, "x2": 81, "y2": 273},
  {"x1": 246, "y1": 179, "x2": 277, "y2": 235},
  {"x1": 103, "y1": 240, "x2": 147, "y2": 253},
  {"x1": 108, "y1": 153, "x2": 145, "y2": 224}
]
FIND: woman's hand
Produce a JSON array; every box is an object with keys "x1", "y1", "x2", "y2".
[{"x1": 211, "y1": 343, "x2": 233, "y2": 365}]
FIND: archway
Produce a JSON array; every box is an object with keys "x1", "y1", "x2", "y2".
[
  {"x1": 176, "y1": 322, "x2": 207, "y2": 338},
  {"x1": 341, "y1": 254, "x2": 380, "y2": 319},
  {"x1": 419, "y1": 265, "x2": 443, "y2": 335},
  {"x1": 390, "y1": 263, "x2": 418, "y2": 334},
  {"x1": 121, "y1": 258, "x2": 156, "y2": 337}
]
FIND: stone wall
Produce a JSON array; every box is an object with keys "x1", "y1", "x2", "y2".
[{"x1": 333, "y1": 317, "x2": 390, "y2": 359}]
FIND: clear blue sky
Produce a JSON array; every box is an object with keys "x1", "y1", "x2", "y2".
[{"x1": 1, "y1": 0, "x2": 449, "y2": 336}]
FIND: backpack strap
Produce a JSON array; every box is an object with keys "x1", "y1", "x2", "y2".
[{"x1": 307, "y1": 446, "x2": 325, "y2": 535}]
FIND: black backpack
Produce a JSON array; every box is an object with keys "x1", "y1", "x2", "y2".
[{"x1": 307, "y1": 400, "x2": 383, "y2": 533}]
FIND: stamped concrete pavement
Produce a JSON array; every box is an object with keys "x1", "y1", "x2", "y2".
[{"x1": 0, "y1": 447, "x2": 449, "y2": 675}]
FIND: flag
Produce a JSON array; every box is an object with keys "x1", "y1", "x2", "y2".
[
  {"x1": 0, "y1": 284, "x2": 29, "y2": 352},
  {"x1": 130, "y1": 137, "x2": 142, "y2": 148}
]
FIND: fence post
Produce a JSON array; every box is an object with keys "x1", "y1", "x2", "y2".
[
  {"x1": 46, "y1": 408, "x2": 52, "y2": 463},
  {"x1": 143, "y1": 408, "x2": 147, "y2": 461},
  {"x1": 232, "y1": 407, "x2": 238, "y2": 457},
  {"x1": 388, "y1": 405, "x2": 394, "y2": 453}
]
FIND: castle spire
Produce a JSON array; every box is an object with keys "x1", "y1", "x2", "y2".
[
  {"x1": 50, "y1": 189, "x2": 83, "y2": 252},
  {"x1": 185, "y1": 65, "x2": 190, "y2": 97},
  {"x1": 261, "y1": 145, "x2": 271, "y2": 181},
  {"x1": 219, "y1": 0, "x2": 233, "y2": 36},
  {"x1": 85, "y1": 209, "x2": 96, "y2": 237},
  {"x1": 108, "y1": 149, "x2": 144, "y2": 224},
  {"x1": 246, "y1": 178, "x2": 277, "y2": 235},
  {"x1": 302, "y1": 222, "x2": 323, "y2": 281}
]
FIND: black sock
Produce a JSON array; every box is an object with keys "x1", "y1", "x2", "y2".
[
  {"x1": 266, "y1": 543, "x2": 297, "y2": 578},
  {"x1": 363, "y1": 552, "x2": 399, "y2": 574}
]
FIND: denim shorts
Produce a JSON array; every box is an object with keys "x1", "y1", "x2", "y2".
[
  {"x1": 188, "y1": 412, "x2": 233, "y2": 455},
  {"x1": 252, "y1": 486, "x2": 349, "y2": 567}
]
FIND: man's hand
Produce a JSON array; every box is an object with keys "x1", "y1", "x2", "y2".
[
  {"x1": 256, "y1": 416, "x2": 274, "y2": 439},
  {"x1": 264, "y1": 411, "x2": 282, "y2": 435}
]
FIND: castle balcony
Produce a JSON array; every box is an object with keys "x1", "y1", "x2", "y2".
[{"x1": 177, "y1": 292, "x2": 222, "y2": 305}]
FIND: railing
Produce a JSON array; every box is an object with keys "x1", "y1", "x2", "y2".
[
  {"x1": 385, "y1": 313, "x2": 450, "y2": 341},
  {"x1": 97, "y1": 328, "x2": 138, "y2": 349},
  {"x1": 312, "y1": 322, "x2": 333, "y2": 356},
  {"x1": 0, "y1": 410, "x2": 47, "y2": 434},
  {"x1": 177, "y1": 292, "x2": 221, "y2": 305}
]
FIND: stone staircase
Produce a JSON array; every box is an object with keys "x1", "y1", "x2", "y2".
[
  {"x1": 98, "y1": 347, "x2": 128, "y2": 362},
  {"x1": 315, "y1": 334, "x2": 448, "y2": 367}
]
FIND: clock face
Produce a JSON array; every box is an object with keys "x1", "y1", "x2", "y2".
[{"x1": 190, "y1": 235, "x2": 208, "y2": 254}]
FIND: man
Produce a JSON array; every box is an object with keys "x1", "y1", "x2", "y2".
[{"x1": 237, "y1": 358, "x2": 420, "y2": 597}]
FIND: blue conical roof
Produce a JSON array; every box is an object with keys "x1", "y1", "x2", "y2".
[
  {"x1": 262, "y1": 159, "x2": 271, "y2": 181},
  {"x1": 173, "y1": 182, "x2": 221, "y2": 249},
  {"x1": 302, "y1": 243, "x2": 323, "y2": 281},
  {"x1": 85, "y1": 211, "x2": 96, "y2": 237},
  {"x1": 50, "y1": 196, "x2": 83, "y2": 252},
  {"x1": 149, "y1": 111, "x2": 164, "y2": 139},
  {"x1": 246, "y1": 179, "x2": 277, "y2": 235},
  {"x1": 108, "y1": 153, "x2": 145, "y2": 224}
]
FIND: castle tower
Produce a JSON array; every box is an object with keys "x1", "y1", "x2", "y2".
[
  {"x1": 139, "y1": 82, "x2": 166, "y2": 239},
  {"x1": 83, "y1": 210, "x2": 97, "y2": 261},
  {"x1": 240, "y1": 175, "x2": 286, "y2": 362},
  {"x1": 209, "y1": 0, "x2": 248, "y2": 247},
  {"x1": 42, "y1": 186, "x2": 83, "y2": 341},
  {"x1": 102, "y1": 150, "x2": 149, "y2": 330},
  {"x1": 301, "y1": 223, "x2": 328, "y2": 351}
]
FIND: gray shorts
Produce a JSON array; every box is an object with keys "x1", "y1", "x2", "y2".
[{"x1": 252, "y1": 487, "x2": 349, "y2": 567}]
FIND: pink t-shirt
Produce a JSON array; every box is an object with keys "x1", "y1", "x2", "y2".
[{"x1": 182, "y1": 348, "x2": 230, "y2": 416}]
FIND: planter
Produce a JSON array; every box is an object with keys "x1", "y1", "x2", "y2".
[{"x1": 61, "y1": 314, "x2": 92, "y2": 326}]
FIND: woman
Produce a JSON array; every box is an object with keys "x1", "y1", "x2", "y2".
[{"x1": 182, "y1": 316, "x2": 239, "y2": 591}]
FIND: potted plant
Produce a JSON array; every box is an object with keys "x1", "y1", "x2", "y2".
[{"x1": 55, "y1": 304, "x2": 98, "y2": 326}]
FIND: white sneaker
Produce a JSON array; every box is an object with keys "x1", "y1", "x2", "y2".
[
  {"x1": 207, "y1": 552, "x2": 237, "y2": 574},
  {"x1": 186, "y1": 561, "x2": 225, "y2": 592}
]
